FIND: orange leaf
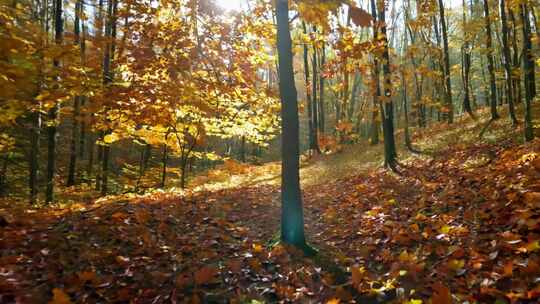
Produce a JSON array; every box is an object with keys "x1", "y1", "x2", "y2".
[{"x1": 49, "y1": 288, "x2": 72, "y2": 304}]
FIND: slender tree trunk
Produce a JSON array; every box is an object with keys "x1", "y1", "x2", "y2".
[
  {"x1": 402, "y1": 71, "x2": 414, "y2": 152},
  {"x1": 318, "y1": 43, "x2": 326, "y2": 133},
  {"x1": 79, "y1": 4, "x2": 87, "y2": 160},
  {"x1": 311, "y1": 29, "x2": 320, "y2": 151},
  {"x1": 30, "y1": 110, "x2": 40, "y2": 203},
  {"x1": 276, "y1": 0, "x2": 307, "y2": 249},
  {"x1": 500, "y1": 0, "x2": 518, "y2": 125},
  {"x1": 100, "y1": 0, "x2": 117, "y2": 196},
  {"x1": 370, "y1": 0, "x2": 381, "y2": 145},
  {"x1": 95, "y1": 138, "x2": 102, "y2": 191},
  {"x1": 161, "y1": 143, "x2": 168, "y2": 188},
  {"x1": 67, "y1": 0, "x2": 82, "y2": 187},
  {"x1": 462, "y1": 0, "x2": 475, "y2": 118},
  {"x1": 378, "y1": 0, "x2": 398, "y2": 169},
  {"x1": 240, "y1": 136, "x2": 246, "y2": 162},
  {"x1": 302, "y1": 22, "x2": 317, "y2": 152},
  {"x1": 0, "y1": 154, "x2": 8, "y2": 197},
  {"x1": 509, "y1": 9, "x2": 522, "y2": 104},
  {"x1": 438, "y1": 0, "x2": 454, "y2": 123},
  {"x1": 521, "y1": 3, "x2": 535, "y2": 141},
  {"x1": 484, "y1": 0, "x2": 500, "y2": 120},
  {"x1": 46, "y1": 0, "x2": 63, "y2": 203}
]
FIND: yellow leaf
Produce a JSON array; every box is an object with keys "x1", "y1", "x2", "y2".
[
  {"x1": 326, "y1": 298, "x2": 340, "y2": 304},
  {"x1": 104, "y1": 133, "x2": 119, "y2": 144},
  {"x1": 49, "y1": 288, "x2": 72, "y2": 304},
  {"x1": 439, "y1": 225, "x2": 451, "y2": 234},
  {"x1": 447, "y1": 259, "x2": 465, "y2": 271},
  {"x1": 252, "y1": 243, "x2": 263, "y2": 253}
]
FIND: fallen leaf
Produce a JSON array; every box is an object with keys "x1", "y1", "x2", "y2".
[
  {"x1": 194, "y1": 266, "x2": 217, "y2": 285},
  {"x1": 49, "y1": 288, "x2": 72, "y2": 304}
]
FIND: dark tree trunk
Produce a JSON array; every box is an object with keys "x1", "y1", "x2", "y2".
[
  {"x1": 161, "y1": 143, "x2": 168, "y2": 188},
  {"x1": 378, "y1": 0, "x2": 398, "y2": 169},
  {"x1": 318, "y1": 43, "x2": 326, "y2": 133},
  {"x1": 29, "y1": 111, "x2": 40, "y2": 203},
  {"x1": 46, "y1": 0, "x2": 63, "y2": 203},
  {"x1": 79, "y1": 4, "x2": 87, "y2": 160},
  {"x1": 500, "y1": 0, "x2": 518, "y2": 125},
  {"x1": 240, "y1": 136, "x2": 246, "y2": 162},
  {"x1": 461, "y1": 0, "x2": 475, "y2": 118},
  {"x1": 276, "y1": 0, "x2": 307, "y2": 249},
  {"x1": 509, "y1": 9, "x2": 522, "y2": 104},
  {"x1": 370, "y1": 0, "x2": 381, "y2": 145},
  {"x1": 67, "y1": 0, "x2": 82, "y2": 187},
  {"x1": 311, "y1": 29, "x2": 320, "y2": 151},
  {"x1": 402, "y1": 71, "x2": 414, "y2": 152},
  {"x1": 87, "y1": 135, "x2": 94, "y2": 175},
  {"x1": 302, "y1": 22, "x2": 317, "y2": 153},
  {"x1": 100, "y1": 0, "x2": 117, "y2": 195},
  {"x1": 438, "y1": 0, "x2": 454, "y2": 123},
  {"x1": 520, "y1": 3, "x2": 535, "y2": 141},
  {"x1": 0, "y1": 154, "x2": 8, "y2": 197},
  {"x1": 484, "y1": 0, "x2": 500, "y2": 120}
]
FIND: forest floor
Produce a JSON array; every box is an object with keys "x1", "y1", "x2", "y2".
[{"x1": 1, "y1": 106, "x2": 540, "y2": 303}]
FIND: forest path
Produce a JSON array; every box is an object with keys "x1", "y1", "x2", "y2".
[{"x1": 2, "y1": 106, "x2": 539, "y2": 303}]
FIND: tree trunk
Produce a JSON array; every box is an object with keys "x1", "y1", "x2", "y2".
[
  {"x1": 311, "y1": 29, "x2": 320, "y2": 151},
  {"x1": 29, "y1": 111, "x2": 40, "y2": 203},
  {"x1": 500, "y1": 0, "x2": 518, "y2": 125},
  {"x1": 161, "y1": 143, "x2": 168, "y2": 188},
  {"x1": 0, "y1": 154, "x2": 8, "y2": 197},
  {"x1": 302, "y1": 22, "x2": 317, "y2": 153},
  {"x1": 46, "y1": 0, "x2": 63, "y2": 203},
  {"x1": 276, "y1": 0, "x2": 307, "y2": 249},
  {"x1": 484, "y1": 0, "x2": 500, "y2": 120},
  {"x1": 100, "y1": 0, "x2": 117, "y2": 195},
  {"x1": 509, "y1": 9, "x2": 522, "y2": 104},
  {"x1": 520, "y1": 3, "x2": 534, "y2": 141},
  {"x1": 370, "y1": 0, "x2": 381, "y2": 146},
  {"x1": 461, "y1": 0, "x2": 475, "y2": 118},
  {"x1": 378, "y1": 0, "x2": 398, "y2": 169},
  {"x1": 67, "y1": 2, "x2": 81, "y2": 186},
  {"x1": 240, "y1": 136, "x2": 246, "y2": 162},
  {"x1": 318, "y1": 43, "x2": 326, "y2": 133},
  {"x1": 79, "y1": 4, "x2": 87, "y2": 160},
  {"x1": 438, "y1": 0, "x2": 454, "y2": 123}
]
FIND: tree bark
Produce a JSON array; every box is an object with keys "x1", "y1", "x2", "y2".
[
  {"x1": 370, "y1": 0, "x2": 381, "y2": 145},
  {"x1": 46, "y1": 0, "x2": 63, "y2": 203},
  {"x1": 520, "y1": 3, "x2": 534, "y2": 141},
  {"x1": 438, "y1": 0, "x2": 454, "y2": 123},
  {"x1": 483, "y1": 0, "x2": 500, "y2": 120},
  {"x1": 318, "y1": 43, "x2": 326, "y2": 133},
  {"x1": 302, "y1": 22, "x2": 317, "y2": 153},
  {"x1": 276, "y1": 0, "x2": 307, "y2": 249},
  {"x1": 100, "y1": 0, "x2": 117, "y2": 196},
  {"x1": 461, "y1": 0, "x2": 475, "y2": 118},
  {"x1": 500, "y1": 0, "x2": 518, "y2": 125},
  {"x1": 67, "y1": 0, "x2": 82, "y2": 186},
  {"x1": 378, "y1": 0, "x2": 398, "y2": 169}
]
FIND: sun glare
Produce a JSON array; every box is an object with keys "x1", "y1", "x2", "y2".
[{"x1": 215, "y1": 0, "x2": 244, "y2": 12}]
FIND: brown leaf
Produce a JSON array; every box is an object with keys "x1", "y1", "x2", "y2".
[
  {"x1": 431, "y1": 282, "x2": 451, "y2": 304},
  {"x1": 194, "y1": 266, "x2": 217, "y2": 285},
  {"x1": 349, "y1": 6, "x2": 373, "y2": 28}
]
